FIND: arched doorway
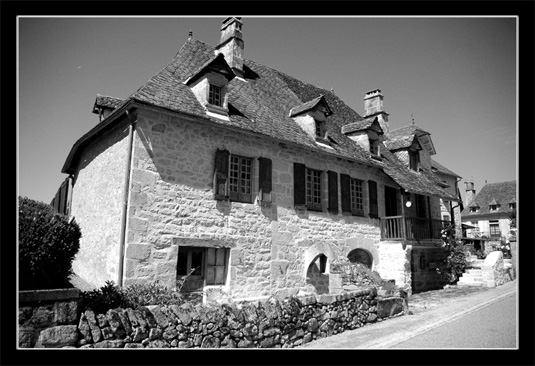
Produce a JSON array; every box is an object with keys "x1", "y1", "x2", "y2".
[
  {"x1": 306, "y1": 254, "x2": 329, "y2": 294},
  {"x1": 347, "y1": 248, "x2": 373, "y2": 269}
]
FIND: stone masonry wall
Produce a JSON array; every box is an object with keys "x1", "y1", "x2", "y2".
[
  {"x1": 21, "y1": 288, "x2": 407, "y2": 348},
  {"x1": 71, "y1": 120, "x2": 130, "y2": 287},
  {"x1": 120, "y1": 109, "x2": 403, "y2": 299}
]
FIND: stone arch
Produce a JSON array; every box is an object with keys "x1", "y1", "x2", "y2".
[
  {"x1": 347, "y1": 248, "x2": 373, "y2": 269},
  {"x1": 345, "y1": 236, "x2": 379, "y2": 270},
  {"x1": 303, "y1": 243, "x2": 334, "y2": 295},
  {"x1": 303, "y1": 242, "x2": 334, "y2": 277}
]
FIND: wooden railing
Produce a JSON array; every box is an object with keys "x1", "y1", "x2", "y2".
[{"x1": 381, "y1": 216, "x2": 449, "y2": 241}]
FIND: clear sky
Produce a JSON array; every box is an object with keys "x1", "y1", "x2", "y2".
[{"x1": 17, "y1": 16, "x2": 517, "y2": 206}]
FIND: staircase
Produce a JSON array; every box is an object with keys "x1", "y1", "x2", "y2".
[{"x1": 456, "y1": 255, "x2": 485, "y2": 287}]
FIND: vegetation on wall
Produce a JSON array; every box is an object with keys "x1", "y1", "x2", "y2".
[
  {"x1": 18, "y1": 196, "x2": 81, "y2": 290},
  {"x1": 440, "y1": 224, "x2": 470, "y2": 284}
]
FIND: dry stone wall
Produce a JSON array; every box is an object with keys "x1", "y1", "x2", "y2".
[{"x1": 20, "y1": 288, "x2": 408, "y2": 348}]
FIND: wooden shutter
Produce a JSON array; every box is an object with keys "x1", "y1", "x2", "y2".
[
  {"x1": 293, "y1": 163, "x2": 306, "y2": 206},
  {"x1": 368, "y1": 180, "x2": 378, "y2": 218},
  {"x1": 340, "y1": 174, "x2": 351, "y2": 214},
  {"x1": 327, "y1": 171, "x2": 338, "y2": 214},
  {"x1": 214, "y1": 149, "x2": 230, "y2": 200},
  {"x1": 258, "y1": 157, "x2": 272, "y2": 194}
]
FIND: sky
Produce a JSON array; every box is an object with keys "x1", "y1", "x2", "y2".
[{"x1": 17, "y1": 16, "x2": 517, "y2": 206}]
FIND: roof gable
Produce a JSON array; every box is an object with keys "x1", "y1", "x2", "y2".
[
  {"x1": 341, "y1": 116, "x2": 383, "y2": 135},
  {"x1": 289, "y1": 94, "x2": 333, "y2": 118},
  {"x1": 386, "y1": 124, "x2": 436, "y2": 155},
  {"x1": 183, "y1": 52, "x2": 235, "y2": 86}
]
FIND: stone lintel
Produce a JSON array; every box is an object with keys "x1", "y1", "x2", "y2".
[{"x1": 19, "y1": 288, "x2": 81, "y2": 304}]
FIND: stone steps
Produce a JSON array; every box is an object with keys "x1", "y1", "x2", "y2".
[{"x1": 457, "y1": 268, "x2": 484, "y2": 287}]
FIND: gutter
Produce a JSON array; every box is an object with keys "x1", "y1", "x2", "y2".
[{"x1": 117, "y1": 107, "x2": 137, "y2": 287}]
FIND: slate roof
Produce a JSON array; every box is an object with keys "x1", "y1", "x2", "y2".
[
  {"x1": 461, "y1": 180, "x2": 517, "y2": 217},
  {"x1": 92, "y1": 95, "x2": 124, "y2": 114},
  {"x1": 63, "y1": 34, "x2": 458, "y2": 201},
  {"x1": 384, "y1": 124, "x2": 436, "y2": 155},
  {"x1": 289, "y1": 95, "x2": 332, "y2": 117},
  {"x1": 340, "y1": 116, "x2": 380, "y2": 135},
  {"x1": 431, "y1": 159, "x2": 461, "y2": 178}
]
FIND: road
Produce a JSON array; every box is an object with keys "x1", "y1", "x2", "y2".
[{"x1": 392, "y1": 293, "x2": 517, "y2": 349}]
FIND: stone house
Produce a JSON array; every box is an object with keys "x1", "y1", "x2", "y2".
[
  {"x1": 58, "y1": 17, "x2": 460, "y2": 300},
  {"x1": 461, "y1": 180, "x2": 517, "y2": 240}
]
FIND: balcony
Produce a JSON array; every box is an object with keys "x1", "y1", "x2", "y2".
[{"x1": 380, "y1": 216, "x2": 449, "y2": 241}]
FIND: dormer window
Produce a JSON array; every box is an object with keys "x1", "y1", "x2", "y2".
[
  {"x1": 184, "y1": 53, "x2": 235, "y2": 120},
  {"x1": 289, "y1": 95, "x2": 333, "y2": 143},
  {"x1": 315, "y1": 119, "x2": 327, "y2": 139},
  {"x1": 509, "y1": 202, "x2": 516, "y2": 210},
  {"x1": 209, "y1": 84, "x2": 222, "y2": 107},
  {"x1": 489, "y1": 204, "x2": 499, "y2": 211},
  {"x1": 370, "y1": 138, "x2": 380, "y2": 156},
  {"x1": 409, "y1": 150, "x2": 420, "y2": 171}
]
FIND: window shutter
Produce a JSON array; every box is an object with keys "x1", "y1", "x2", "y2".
[
  {"x1": 340, "y1": 174, "x2": 351, "y2": 214},
  {"x1": 293, "y1": 163, "x2": 306, "y2": 206},
  {"x1": 214, "y1": 149, "x2": 230, "y2": 200},
  {"x1": 327, "y1": 170, "x2": 338, "y2": 214},
  {"x1": 258, "y1": 157, "x2": 272, "y2": 194},
  {"x1": 368, "y1": 180, "x2": 378, "y2": 218}
]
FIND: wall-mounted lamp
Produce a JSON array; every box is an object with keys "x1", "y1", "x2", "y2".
[{"x1": 404, "y1": 191, "x2": 412, "y2": 208}]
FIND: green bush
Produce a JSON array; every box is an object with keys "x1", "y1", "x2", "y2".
[
  {"x1": 444, "y1": 245, "x2": 470, "y2": 284},
  {"x1": 79, "y1": 280, "x2": 128, "y2": 314},
  {"x1": 18, "y1": 196, "x2": 81, "y2": 290}
]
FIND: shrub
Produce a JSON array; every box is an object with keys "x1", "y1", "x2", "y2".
[
  {"x1": 444, "y1": 245, "x2": 470, "y2": 284},
  {"x1": 79, "y1": 280, "x2": 128, "y2": 314},
  {"x1": 331, "y1": 261, "x2": 398, "y2": 295},
  {"x1": 18, "y1": 196, "x2": 81, "y2": 290}
]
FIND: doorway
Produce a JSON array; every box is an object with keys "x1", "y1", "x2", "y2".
[{"x1": 385, "y1": 186, "x2": 398, "y2": 217}]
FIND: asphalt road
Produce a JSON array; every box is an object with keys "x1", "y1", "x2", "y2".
[{"x1": 392, "y1": 293, "x2": 517, "y2": 349}]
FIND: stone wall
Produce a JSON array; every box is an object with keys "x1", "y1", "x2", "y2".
[
  {"x1": 481, "y1": 251, "x2": 513, "y2": 287},
  {"x1": 119, "y1": 109, "x2": 402, "y2": 299},
  {"x1": 410, "y1": 244, "x2": 449, "y2": 293},
  {"x1": 21, "y1": 288, "x2": 406, "y2": 348},
  {"x1": 70, "y1": 119, "x2": 130, "y2": 287},
  {"x1": 18, "y1": 289, "x2": 81, "y2": 348}
]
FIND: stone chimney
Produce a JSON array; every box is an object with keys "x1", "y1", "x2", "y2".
[
  {"x1": 215, "y1": 17, "x2": 244, "y2": 78},
  {"x1": 363, "y1": 89, "x2": 389, "y2": 133},
  {"x1": 464, "y1": 180, "x2": 476, "y2": 207}
]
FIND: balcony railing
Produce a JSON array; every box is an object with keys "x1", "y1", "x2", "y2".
[{"x1": 380, "y1": 216, "x2": 449, "y2": 241}]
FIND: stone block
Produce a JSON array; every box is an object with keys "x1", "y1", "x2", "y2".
[
  {"x1": 77, "y1": 313, "x2": 93, "y2": 343},
  {"x1": 148, "y1": 306, "x2": 169, "y2": 329},
  {"x1": 84, "y1": 310, "x2": 103, "y2": 343},
  {"x1": 93, "y1": 339, "x2": 125, "y2": 348},
  {"x1": 126, "y1": 243, "x2": 152, "y2": 260},
  {"x1": 35, "y1": 325, "x2": 78, "y2": 348}
]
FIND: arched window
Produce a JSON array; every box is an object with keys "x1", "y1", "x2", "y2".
[{"x1": 347, "y1": 248, "x2": 373, "y2": 269}]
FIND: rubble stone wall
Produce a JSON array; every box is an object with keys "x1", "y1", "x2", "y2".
[{"x1": 20, "y1": 287, "x2": 407, "y2": 348}]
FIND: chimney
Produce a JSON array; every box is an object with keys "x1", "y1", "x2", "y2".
[
  {"x1": 215, "y1": 17, "x2": 244, "y2": 78},
  {"x1": 464, "y1": 180, "x2": 476, "y2": 207},
  {"x1": 363, "y1": 89, "x2": 389, "y2": 133}
]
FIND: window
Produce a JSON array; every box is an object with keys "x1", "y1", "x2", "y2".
[
  {"x1": 368, "y1": 180, "x2": 378, "y2": 218},
  {"x1": 489, "y1": 221, "x2": 501, "y2": 237},
  {"x1": 176, "y1": 246, "x2": 230, "y2": 292},
  {"x1": 315, "y1": 120, "x2": 323, "y2": 138},
  {"x1": 370, "y1": 139, "x2": 379, "y2": 156},
  {"x1": 306, "y1": 168, "x2": 323, "y2": 211},
  {"x1": 489, "y1": 204, "x2": 499, "y2": 211},
  {"x1": 350, "y1": 179, "x2": 364, "y2": 214},
  {"x1": 208, "y1": 84, "x2": 222, "y2": 106},
  {"x1": 213, "y1": 150, "x2": 268, "y2": 204},
  {"x1": 409, "y1": 150, "x2": 420, "y2": 171},
  {"x1": 229, "y1": 155, "x2": 252, "y2": 202},
  {"x1": 509, "y1": 203, "x2": 516, "y2": 210},
  {"x1": 469, "y1": 206, "x2": 479, "y2": 213}
]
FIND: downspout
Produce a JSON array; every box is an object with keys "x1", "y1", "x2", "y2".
[{"x1": 117, "y1": 107, "x2": 137, "y2": 287}]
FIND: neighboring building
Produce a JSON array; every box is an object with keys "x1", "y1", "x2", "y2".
[
  {"x1": 461, "y1": 180, "x2": 517, "y2": 241},
  {"x1": 56, "y1": 17, "x2": 460, "y2": 299}
]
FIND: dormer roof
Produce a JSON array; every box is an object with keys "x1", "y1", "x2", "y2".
[
  {"x1": 92, "y1": 94, "x2": 124, "y2": 114},
  {"x1": 468, "y1": 200, "x2": 480, "y2": 208},
  {"x1": 341, "y1": 116, "x2": 383, "y2": 135},
  {"x1": 489, "y1": 198, "x2": 499, "y2": 205},
  {"x1": 184, "y1": 52, "x2": 235, "y2": 86},
  {"x1": 289, "y1": 94, "x2": 333, "y2": 118},
  {"x1": 386, "y1": 124, "x2": 436, "y2": 155}
]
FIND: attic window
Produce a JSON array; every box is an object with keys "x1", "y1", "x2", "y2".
[
  {"x1": 509, "y1": 203, "x2": 516, "y2": 210},
  {"x1": 409, "y1": 150, "x2": 420, "y2": 171},
  {"x1": 370, "y1": 139, "x2": 380, "y2": 156},
  {"x1": 489, "y1": 204, "x2": 500, "y2": 211},
  {"x1": 209, "y1": 84, "x2": 222, "y2": 107},
  {"x1": 315, "y1": 119, "x2": 327, "y2": 139},
  {"x1": 470, "y1": 206, "x2": 479, "y2": 213}
]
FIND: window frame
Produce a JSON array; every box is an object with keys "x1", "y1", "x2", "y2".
[
  {"x1": 349, "y1": 178, "x2": 364, "y2": 216},
  {"x1": 208, "y1": 84, "x2": 223, "y2": 107},
  {"x1": 489, "y1": 221, "x2": 501, "y2": 237},
  {"x1": 176, "y1": 246, "x2": 230, "y2": 291},
  {"x1": 229, "y1": 154, "x2": 253, "y2": 203},
  {"x1": 306, "y1": 167, "x2": 323, "y2": 211},
  {"x1": 409, "y1": 149, "x2": 420, "y2": 171}
]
